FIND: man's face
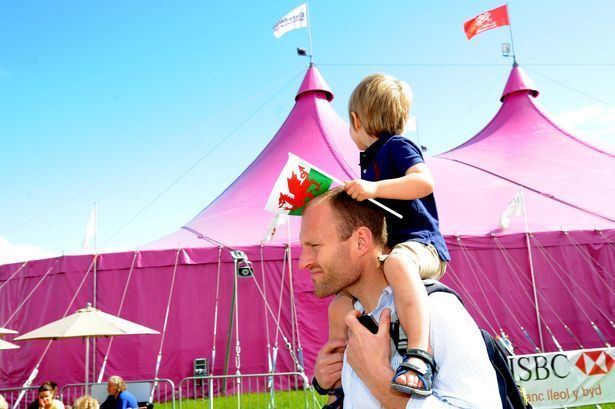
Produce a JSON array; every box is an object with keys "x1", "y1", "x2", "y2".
[{"x1": 299, "y1": 201, "x2": 361, "y2": 297}]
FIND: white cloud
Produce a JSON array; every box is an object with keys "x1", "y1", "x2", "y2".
[
  {"x1": 553, "y1": 104, "x2": 615, "y2": 151},
  {"x1": 0, "y1": 236, "x2": 55, "y2": 266}
]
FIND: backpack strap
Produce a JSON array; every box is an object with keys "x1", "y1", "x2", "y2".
[
  {"x1": 390, "y1": 281, "x2": 463, "y2": 355},
  {"x1": 424, "y1": 280, "x2": 463, "y2": 305}
]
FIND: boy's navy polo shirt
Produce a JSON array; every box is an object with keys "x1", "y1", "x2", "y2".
[{"x1": 359, "y1": 134, "x2": 450, "y2": 262}]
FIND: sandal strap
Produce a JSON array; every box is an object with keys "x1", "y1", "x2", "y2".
[
  {"x1": 398, "y1": 361, "x2": 428, "y2": 376},
  {"x1": 403, "y1": 348, "x2": 436, "y2": 372}
]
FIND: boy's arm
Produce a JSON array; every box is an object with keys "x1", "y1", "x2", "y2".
[{"x1": 345, "y1": 163, "x2": 434, "y2": 202}]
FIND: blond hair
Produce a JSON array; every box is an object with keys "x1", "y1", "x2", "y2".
[
  {"x1": 108, "y1": 376, "x2": 127, "y2": 393},
  {"x1": 348, "y1": 73, "x2": 412, "y2": 138},
  {"x1": 73, "y1": 396, "x2": 99, "y2": 409},
  {"x1": 0, "y1": 394, "x2": 8, "y2": 409}
]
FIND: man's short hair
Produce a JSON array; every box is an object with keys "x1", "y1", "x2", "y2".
[
  {"x1": 348, "y1": 73, "x2": 412, "y2": 138},
  {"x1": 314, "y1": 187, "x2": 387, "y2": 246}
]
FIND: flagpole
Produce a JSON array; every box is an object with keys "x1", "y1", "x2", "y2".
[
  {"x1": 306, "y1": 2, "x2": 314, "y2": 64},
  {"x1": 92, "y1": 202, "x2": 98, "y2": 383},
  {"x1": 415, "y1": 115, "x2": 420, "y2": 150},
  {"x1": 506, "y1": 1, "x2": 517, "y2": 65},
  {"x1": 521, "y1": 189, "x2": 544, "y2": 351}
]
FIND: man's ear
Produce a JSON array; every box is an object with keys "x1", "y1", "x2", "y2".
[
  {"x1": 354, "y1": 226, "x2": 373, "y2": 255},
  {"x1": 351, "y1": 111, "x2": 362, "y2": 131}
]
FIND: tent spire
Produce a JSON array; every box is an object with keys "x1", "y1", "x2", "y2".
[
  {"x1": 500, "y1": 64, "x2": 539, "y2": 102},
  {"x1": 295, "y1": 65, "x2": 334, "y2": 102}
]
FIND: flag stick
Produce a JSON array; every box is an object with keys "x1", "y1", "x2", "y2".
[
  {"x1": 289, "y1": 153, "x2": 403, "y2": 219},
  {"x1": 521, "y1": 189, "x2": 544, "y2": 351},
  {"x1": 506, "y1": 1, "x2": 517, "y2": 64},
  {"x1": 306, "y1": 2, "x2": 314, "y2": 64}
]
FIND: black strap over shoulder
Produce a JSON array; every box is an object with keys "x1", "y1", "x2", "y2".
[
  {"x1": 423, "y1": 280, "x2": 463, "y2": 305},
  {"x1": 390, "y1": 280, "x2": 463, "y2": 356}
]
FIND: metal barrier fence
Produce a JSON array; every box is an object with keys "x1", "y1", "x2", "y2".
[
  {"x1": 178, "y1": 372, "x2": 322, "y2": 409},
  {"x1": 0, "y1": 386, "x2": 40, "y2": 409},
  {"x1": 59, "y1": 379, "x2": 175, "y2": 409}
]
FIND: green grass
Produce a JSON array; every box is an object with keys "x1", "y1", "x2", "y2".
[
  {"x1": 160, "y1": 391, "x2": 326, "y2": 409},
  {"x1": 156, "y1": 395, "x2": 614, "y2": 409}
]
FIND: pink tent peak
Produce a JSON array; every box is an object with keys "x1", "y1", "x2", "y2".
[
  {"x1": 500, "y1": 63, "x2": 539, "y2": 101},
  {"x1": 295, "y1": 64, "x2": 334, "y2": 102},
  {"x1": 145, "y1": 65, "x2": 356, "y2": 249},
  {"x1": 436, "y1": 64, "x2": 614, "y2": 234}
]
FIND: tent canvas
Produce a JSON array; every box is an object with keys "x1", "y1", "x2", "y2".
[{"x1": 1, "y1": 65, "x2": 613, "y2": 389}]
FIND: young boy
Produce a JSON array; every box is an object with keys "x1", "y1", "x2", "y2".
[{"x1": 331, "y1": 73, "x2": 450, "y2": 396}]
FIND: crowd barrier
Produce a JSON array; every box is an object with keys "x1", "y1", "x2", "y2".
[
  {"x1": 178, "y1": 372, "x2": 321, "y2": 409},
  {"x1": 1, "y1": 373, "x2": 322, "y2": 409},
  {"x1": 59, "y1": 379, "x2": 175, "y2": 409},
  {"x1": 0, "y1": 386, "x2": 39, "y2": 409}
]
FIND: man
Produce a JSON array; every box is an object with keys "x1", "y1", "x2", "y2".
[{"x1": 299, "y1": 188, "x2": 501, "y2": 409}]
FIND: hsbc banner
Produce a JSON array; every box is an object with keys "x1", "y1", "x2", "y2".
[{"x1": 509, "y1": 347, "x2": 615, "y2": 408}]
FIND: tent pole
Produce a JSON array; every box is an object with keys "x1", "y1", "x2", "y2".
[
  {"x1": 232, "y1": 254, "x2": 242, "y2": 408},
  {"x1": 93, "y1": 254, "x2": 98, "y2": 383},
  {"x1": 521, "y1": 190, "x2": 544, "y2": 351},
  {"x1": 222, "y1": 273, "x2": 235, "y2": 394},
  {"x1": 85, "y1": 335, "x2": 90, "y2": 396}
]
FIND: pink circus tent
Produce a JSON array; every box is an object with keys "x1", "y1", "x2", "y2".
[{"x1": 1, "y1": 64, "x2": 613, "y2": 390}]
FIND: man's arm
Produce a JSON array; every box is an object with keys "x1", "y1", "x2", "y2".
[{"x1": 344, "y1": 309, "x2": 410, "y2": 409}]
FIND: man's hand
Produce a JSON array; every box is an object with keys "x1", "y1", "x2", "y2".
[
  {"x1": 345, "y1": 309, "x2": 410, "y2": 409},
  {"x1": 313, "y1": 338, "x2": 347, "y2": 389},
  {"x1": 344, "y1": 179, "x2": 378, "y2": 201},
  {"x1": 344, "y1": 309, "x2": 392, "y2": 380}
]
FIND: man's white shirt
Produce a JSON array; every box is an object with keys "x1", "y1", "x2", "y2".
[{"x1": 341, "y1": 287, "x2": 502, "y2": 409}]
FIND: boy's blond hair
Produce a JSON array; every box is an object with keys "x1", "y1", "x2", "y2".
[
  {"x1": 348, "y1": 73, "x2": 412, "y2": 138},
  {"x1": 73, "y1": 396, "x2": 99, "y2": 409}
]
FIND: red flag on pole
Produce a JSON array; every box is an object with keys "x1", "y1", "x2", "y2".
[{"x1": 463, "y1": 5, "x2": 509, "y2": 40}]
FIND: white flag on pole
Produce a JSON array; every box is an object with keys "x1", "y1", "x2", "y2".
[
  {"x1": 262, "y1": 214, "x2": 289, "y2": 243},
  {"x1": 406, "y1": 116, "x2": 417, "y2": 133},
  {"x1": 500, "y1": 192, "x2": 524, "y2": 229},
  {"x1": 82, "y1": 204, "x2": 97, "y2": 249},
  {"x1": 273, "y1": 3, "x2": 308, "y2": 39}
]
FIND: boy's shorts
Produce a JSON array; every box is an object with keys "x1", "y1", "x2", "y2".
[{"x1": 378, "y1": 241, "x2": 447, "y2": 280}]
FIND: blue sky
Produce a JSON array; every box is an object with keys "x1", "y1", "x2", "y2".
[{"x1": 1, "y1": 1, "x2": 613, "y2": 262}]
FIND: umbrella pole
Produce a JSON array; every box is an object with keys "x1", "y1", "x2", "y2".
[{"x1": 85, "y1": 336, "x2": 90, "y2": 396}]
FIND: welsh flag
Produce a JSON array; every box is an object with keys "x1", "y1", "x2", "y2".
[{"x1": 265, "y1": 153, "x2": 334, "y2": 215}]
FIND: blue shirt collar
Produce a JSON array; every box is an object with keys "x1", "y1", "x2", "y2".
[{"x1": 360, "y1": 134, "x2": 395, "y2": 170}]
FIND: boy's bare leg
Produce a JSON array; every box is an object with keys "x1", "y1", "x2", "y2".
[{"x1": 383, "y1": 253, "x2": 430, "y2": 389}]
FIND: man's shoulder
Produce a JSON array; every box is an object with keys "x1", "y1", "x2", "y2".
[{"x1": 426, "y1": 291, "x2": 468, "y2": 319}]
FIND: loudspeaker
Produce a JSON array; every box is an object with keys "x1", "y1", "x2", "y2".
[{"x1": 193, "y1": 358, "x2": 208, "y2": 377}]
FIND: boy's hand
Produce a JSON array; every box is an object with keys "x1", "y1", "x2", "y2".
[{"x1": 344, "y1": 179, "x2": 378, "y2": 201}]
